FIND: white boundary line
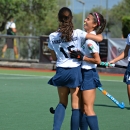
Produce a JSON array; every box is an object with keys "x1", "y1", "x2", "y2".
[
  {"x1": 0, "y1": 73, "x2": 123, "y2": 82},
  {"x1": 100, "y1": 79, "x2": 123, "y2": 82},
  {"x1": 0, "y1": 73, "x2": 51, "y2": 78}
]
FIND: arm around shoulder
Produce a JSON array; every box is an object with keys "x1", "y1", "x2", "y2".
[{"x1": 86, "y1": 33, "x2": 103, "y2": 42}]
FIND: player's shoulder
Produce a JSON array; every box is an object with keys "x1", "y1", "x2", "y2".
[
  {"x1": 86, "y1": 39, "x2": 97, "y2": 46},
  {"x1": 90, "y1": 30, "x2": 96, "y2": 35},
  {"x1": 12, "y1": 22, "x2": 15, "y2": 25},
  {"x1": 74, "y1": 29, "x2": 86, "y2": 37},
  {"x1": 75, "y1": 29, "x2": 82, "y2": 31},
  {"x1": 49, "y1": 31, "x2": 59, "y2": 38},
  {"x1": 10, "y1": 22, "x2": 16, "y2": 28},
  {"x1": 127, "y1": 34, "x2": 130, "y2": 38},
  {"x1": 49, "y1": 31, "x2": 58, "y2": 36},
  {"x1": 74, "y1": 29, "x2": 84, "y2": 33},
  {"x1": 86, "y1": 31, "x2": 96, "y2": 43},
  {"x1": 86, "y1": 39, "x2": 96, "y2": 45}
]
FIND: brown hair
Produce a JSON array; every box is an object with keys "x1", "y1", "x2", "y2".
[
  {"x1": 58, "y1": 7, "x2": 74, "y2": 42},
  {"x1": 90, "y1": 12, "x2": 106, "y2": 34}
]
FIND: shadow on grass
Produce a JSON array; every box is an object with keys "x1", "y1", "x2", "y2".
[
  {"x1": 125, "y1": 107, "x2": 130, "y2": 110},
  {"x1": 94, "y1": 104, "x2": 130, "y2": 110}
]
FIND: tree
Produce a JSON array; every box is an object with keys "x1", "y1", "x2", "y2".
[
  {"x1": 0, "y1": 0, "x2": 60, "y2": 59},
  {"x1": 0, "y1": 0, "x2": 59, "y2": 36},
  {"x1": 0, "y1": 0, "x2": 25, "y2": 32},
  {"x1": 109, "y1": 0, "x2": 130, "y2": 37},
  {"x1": 16, "y1": 0, "x2": 59, "y2": 35},
  {"x1": 122, "y1": 16, "x2": 130, "y2": 38}
]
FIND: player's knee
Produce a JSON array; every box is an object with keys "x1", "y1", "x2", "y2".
[
  {"x1": 71, "y1": 103, "x2": 80, "y2": 109},
  {"x1": 59, "y1": 100, "x2": 68, "y2": 107},
  {"x1": 84, "y1": 104, "x2": 95, "y2": 115}
]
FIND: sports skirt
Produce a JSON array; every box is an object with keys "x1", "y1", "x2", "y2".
[
  {"x1": 48, "y1": 66, "x2": 82, "y2": 88},
  {"x1": 123, "y1": 62, "x2": 130, "y2": 84},
  {"x1": 80, "y1": 68, "x2": 102, "y2": 90}
]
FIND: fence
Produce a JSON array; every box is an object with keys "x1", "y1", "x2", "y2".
[
  {"x1": 0, "y1": 35, "x2": 50, "y2": 63},
  {"x1": 0, "y1": 35, "x2": 111, "y2": 64},
  {"x1": 0, "y1": 35, "x2": 127, "y2": 66}
]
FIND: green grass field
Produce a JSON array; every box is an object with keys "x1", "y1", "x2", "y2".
[{"x1": 0, "y1": 68, "x2": 129, "y2": 130}]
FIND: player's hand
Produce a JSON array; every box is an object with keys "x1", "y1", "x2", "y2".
[
  {"x1": 70, "y1": 50, "x2": 84, "y2": 61},
  {"x1": 107, "y1": 60, "x2": 115, "y2": 68},
  {"x1": 109, "y1": 60, "x2": 115, "y2": 64},
  {"x1": 108, "y1": 60, "x2": 115, "y2": 67}
]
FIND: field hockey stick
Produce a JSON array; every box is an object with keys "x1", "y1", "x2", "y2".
[
  {"x1": 98, "y1": 87, "x2": 125, "y2": 109},
  {"x1": 99, "y1": 62, "x2": 127, "y2": 69},
  {"x1": 49, "y1": 62, "x2": 126, "y2": 112},
  {"x1": 50, "y1": 87, "x2": 125, "y2": 113},
  {"x1": 50, "y1": 107, "x2": 55, "y2": 114}
]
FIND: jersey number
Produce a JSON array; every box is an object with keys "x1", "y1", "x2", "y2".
[{"x1": 60, "y1": 45, "x2": 75, "y2": 58}]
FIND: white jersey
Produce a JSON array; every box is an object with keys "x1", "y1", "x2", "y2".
[
  {"x1": 6, "y1": 21, "x2": 16, "y2": 29},
  {"x1": 126, "y1": 34, "x2": 130, "y2": 61},
  {"x1": 48, "y1": 29, "x2": 87, "y2": 67},
  {"x1": 81, "y1": 31, "x2": 99, "y2": 69}
]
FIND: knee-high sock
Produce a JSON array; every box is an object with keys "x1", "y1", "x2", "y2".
[
  {"x1": 79, "y1": 112, "x2": 88, "y2": 130},
  {"x1": 53, "y1": 103, "x2": 66, "y2": 130},
  {"x1": 71, "y1": 109, "x2": 80, "y2": 130},
  {"x1": 86, "y1": 115, "x2": 99, "y2": 130}
]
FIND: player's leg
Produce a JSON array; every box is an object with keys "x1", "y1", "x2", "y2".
[
  {"x1": 123, "y1": 65, "x2": 130, "y2": 104},
  {"x1": 1, "y1": 44, "x2": 7, "y2": 58},
  {"x1": 53, "y1": 86, "x2": 69, "y2": 130},
  {"x1": 50, "y1": 90, "x2": 70, "y2": 114},
  {"x1": 127, "y1": 84, "x2": 130, "y2": 104},
  {"x1": 82, "y1": 89, "x2": 99, "y2": 130},
  {"x1": 13, "y1": 38, "x2": 19, "y2": 59},
  {"x1": 79, "y1": 94, "x2": 88, "y2": 130},
  {"x1": 70, "y1": 87, "x2": 81, "y2": 130}
]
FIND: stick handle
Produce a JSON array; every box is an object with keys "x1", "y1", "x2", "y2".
[{"x1": 99, "y1": 62, "x2": 127, "y2": 69}]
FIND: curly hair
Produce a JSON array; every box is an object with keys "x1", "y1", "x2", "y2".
[
  {"x1": 58, "y1": 7, "x2": 74, "y2": 42},
  {"x1": 90, "y1": 12, "x2": 106, "y2": 34}
]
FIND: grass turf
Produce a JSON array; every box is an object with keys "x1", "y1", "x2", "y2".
[{"x1": 0, "y1": 68, "x2": 129, "y2": 130}]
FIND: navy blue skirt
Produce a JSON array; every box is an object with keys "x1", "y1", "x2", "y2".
[
  {"x1": 48, "y1": 66, "x2": 82, "y2": 88},
  {"x1": 123, "y1": 62, "x2": 130, "y2": 84},
  {"x1": 80, "y1": 68, "x2": 102, "y2": 90}
]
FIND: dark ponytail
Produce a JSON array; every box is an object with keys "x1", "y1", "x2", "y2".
[{"x1": 58, "y1": 7, "x2": 74, "y2": 42}]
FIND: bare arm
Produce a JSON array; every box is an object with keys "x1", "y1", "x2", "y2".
[
  {"x1": 50, "y1": 50, "x2": 57, "y2": 61},
  {"x1": 12, "y1": 28, "x2": 17, "y2": 33},
  {"x1": 109, "y1": 45, "x2": 129, "y2": 64},
  {"x1": 83, "y1": 52, "x2": 101, "y2": 64},
  {"x1": 86, "y1": 33, "x2": 103, "y2": 42}
]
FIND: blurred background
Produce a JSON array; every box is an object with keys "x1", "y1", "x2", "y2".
[{"x1": 0, "y1": 0, "x2": 129, "y2": 69}]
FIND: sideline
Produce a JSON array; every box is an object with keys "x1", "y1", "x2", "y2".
[
  {"x1": 0, "y1": 67, "x2": 55, "y2": 72},
  {"x1": 0, "y1": 73, "x2": 123, "y2": 82},
  {"x1": 0, "y1": 67, "x2": 124, "y2": 77}
]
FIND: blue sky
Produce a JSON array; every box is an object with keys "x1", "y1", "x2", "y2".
[{"x1": 70, "y1": 0, "x2": 122, "y2": 14}]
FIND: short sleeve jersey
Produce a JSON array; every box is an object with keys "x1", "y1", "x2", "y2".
[
  {"x1": 48, "y1": 29, "x2": 87, "y2": 67},
  {"x1": 81, "y1": 31, "x2": 99, "y2": 69},
  {"x1": 6, "y1": 22, "x2": 16, "y2": 30},
  {"x1": 126, "y1": 34, "x2": 130, "y2": 61}
]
